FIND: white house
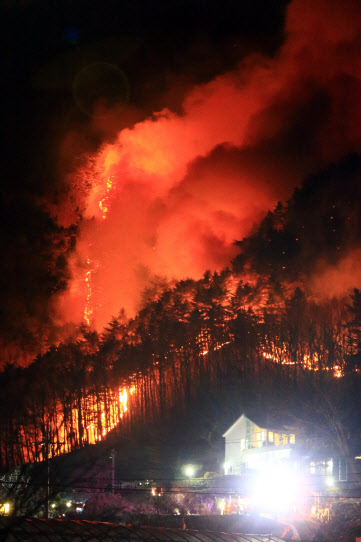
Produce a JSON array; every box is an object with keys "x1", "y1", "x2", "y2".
[{"x1": 223, "y1": 413, "x2": 296, "y2": 475}]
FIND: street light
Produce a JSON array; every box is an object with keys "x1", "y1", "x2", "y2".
[
  {"x1": 183, "y1": 465, "x2": 196, "y2": 491},
  {"x1": 183, "y1": 465, "x2": 195, "y2": 478},
  {"x1": 326, "y1": 476, "x2": 334, "y2": 487}
]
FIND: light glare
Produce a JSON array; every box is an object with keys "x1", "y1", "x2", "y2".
[
  {"x1": 251, "y1": 464, "x2": 303, "y2": 514},
  {"x1": 184, "y1": 465, "x2": 195, "y2": 477}
]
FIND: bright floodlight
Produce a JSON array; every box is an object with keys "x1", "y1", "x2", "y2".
[
  {"x1": 224, "y1": 461, "x2": 231, "y2": 474},
  {"x1": 326, "y1": 476, "x2": 334, "y2": 487},
  {"x1": 251, "y1": 464, "x2": 303, "y2": 514},
  {"x1": 184, "y1": 465, "x2": 195, "y2": 477}
]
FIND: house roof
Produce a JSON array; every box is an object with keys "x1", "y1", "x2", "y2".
[
  {"x1": 222, "y1": 413, "x2": 295, "y2": 438},
  {"x1": 222, "y1": 413, "x2": 247, "y2": 437}
]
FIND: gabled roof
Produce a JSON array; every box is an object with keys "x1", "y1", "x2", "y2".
[
  {"x1": 222, "y1": 413, "x2": 254, "y2": 438},
  {"x1": 222, "y1": 413, "x2": 295, "y2": 438}
]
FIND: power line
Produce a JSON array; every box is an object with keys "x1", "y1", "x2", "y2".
[{"x1": 1, "y1": 478, "x2": 361, "y2": 498}]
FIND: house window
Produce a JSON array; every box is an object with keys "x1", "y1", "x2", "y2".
[
  {"x1": 283, "y1": 435, "x2": 288, "y2": 445},
  {"x1": 290, "y1": 434, "x2": 295, "y2": 444},
  {"x1": 268, "y1": 431, "x2": 274, "y2": 442},
  {"x1": 241, "y1": 439, "x2": 246, "y2": 451}
]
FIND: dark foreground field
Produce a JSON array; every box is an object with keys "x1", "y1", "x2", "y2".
[{"x1": 0, "y1": 519, "x2": 286, "y2": 542}]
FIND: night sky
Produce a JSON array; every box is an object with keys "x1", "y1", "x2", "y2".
[{"x1": 3, "y1": 0, "x2": 361, "y2": 366}]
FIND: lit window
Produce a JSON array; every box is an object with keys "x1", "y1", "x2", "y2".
[
  {"x1": 290, "y1": 434, "x2": 295, "y2": 444},
  {"x1": 268, "y1": 432, "x2": 273, "y2": 442},
  {"x1": 241, "y1": 439, "x2": 245, "y2": 451},
  {"x1": 0, "y1": 503, "x2": 10, "y2": 515}
]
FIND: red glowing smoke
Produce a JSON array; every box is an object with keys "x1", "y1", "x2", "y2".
[{"x1": 56, "y1": 0, "x2": 361, "y2": 329}]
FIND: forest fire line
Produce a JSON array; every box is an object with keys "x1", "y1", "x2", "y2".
[
  {"x1": 261, "y1": 351, "x2": 343, "y2": 377},
  {"x1": 84, "y1": 258, "x2": 95, "y2": 326},
  {"x1": 7, "y1": 317, "x2": 352, "y2": 469},
  {"x1": 2, "y1": 243, "x2": 361, "y2": 468},
  {"x1": 18, "y1": 385, "x2": 136, "y2": 464}
]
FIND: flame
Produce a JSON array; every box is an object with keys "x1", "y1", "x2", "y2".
[
  {"x1": 20, "y1": 383, "x2": 138, "y2": 463},
  {"x1": 16, "y1": 320, "x2": 349, "y2": 467},
  {"x1": 98, "y1": 176, "x2": 114, "y2": 220},
  {"x1": 84, "y1": 258, "x2": 94, "y2": 325},
  {"x1": 119, "y1": 388, "x2": 128, "y2": 412},
  {"x1": 201, "y1": 340, "x2": 231, "y2": 356},
  {"x1": 83, "y1": 176, "x2": 116, "y2": 325},
  {"x1": 262, "y1": 349, "x2": 344, "y2": 377},
  {"x1": 83, "y1": 256, "x2": 101, "y2": 325}
]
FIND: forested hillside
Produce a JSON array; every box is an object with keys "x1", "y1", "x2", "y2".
[{"x1": 2, "y1": 154, "x2": 361, "y2": 471}]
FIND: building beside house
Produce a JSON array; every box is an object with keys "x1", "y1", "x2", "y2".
[{"x1": 223, "y1": 413, "x2": 296, "y2": 475}]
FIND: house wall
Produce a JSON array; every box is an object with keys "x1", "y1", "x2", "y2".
[
  {"x1": 224, "y1": 415, "x2": 264, "y2": 474},
  {"x1": 241, "y1": 446, "x2": 292, "y2": 470},
  {"x1": 224, "y1": 415, "x2": 249, "y2": 474},
  {"x1": 224, "y1": 415, "x2": 296, "y2": 474}
]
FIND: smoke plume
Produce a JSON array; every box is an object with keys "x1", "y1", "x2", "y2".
[{"x1": 56, "y1": 0, "x2": 361, "y2": 329}]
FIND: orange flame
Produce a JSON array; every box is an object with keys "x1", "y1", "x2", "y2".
[{"x1": 98, "y1": 176, "x2": 114, "y2": 220}]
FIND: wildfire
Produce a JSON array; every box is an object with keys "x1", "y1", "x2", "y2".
[
  {"x1": 119, "y1": 388, "x2": 128, "y2": 413},
  {"x1": 201, "y1": 341, "x2": 231, "y2": 356},
  {"x1": 262, "y1": 350, "x2": 344, "y2": 377},
  {"x1": 83, "y1": 176, "x2": 116, "y2": 326},
  {"x1": 22, "y1": 382, "x2": 139, "y2": 463},
  {"x1": 84, "y1": 257, "x2": 97, "y2": 325},
  {"x1": 98, "y1": 176, "x2": 114, "y2": 219}
]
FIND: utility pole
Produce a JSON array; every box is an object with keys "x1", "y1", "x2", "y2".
[
  {"x1": 111, "y1": 449, "x2": 115, "y2": 494},
  {"x1": 31, "y1": 424, "x2": 52, "y2": 519},
  {"x1": 45, "y1": 425, "x2": 50, "y2": 519}
]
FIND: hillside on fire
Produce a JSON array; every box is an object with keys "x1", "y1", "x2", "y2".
[{"x1": 2, "y1": 152, "x2": 361, "y2": 475}]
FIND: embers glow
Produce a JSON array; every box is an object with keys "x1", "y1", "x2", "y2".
[
  {"x1": 262, "y1": 349, "x2": 344, "y2": 377},
  {"x1": 201, "y1": 341, "x2": 231, "y2": 356},
  {"x1": 84, "y1": 257, "x2": 99, "y2": 325},
  {"x1": 98, "y1": 176, "x2": 114, "y2": 220},
  {"x1": 21, "y1": 383, "x2": 138, "y2": 463}
]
